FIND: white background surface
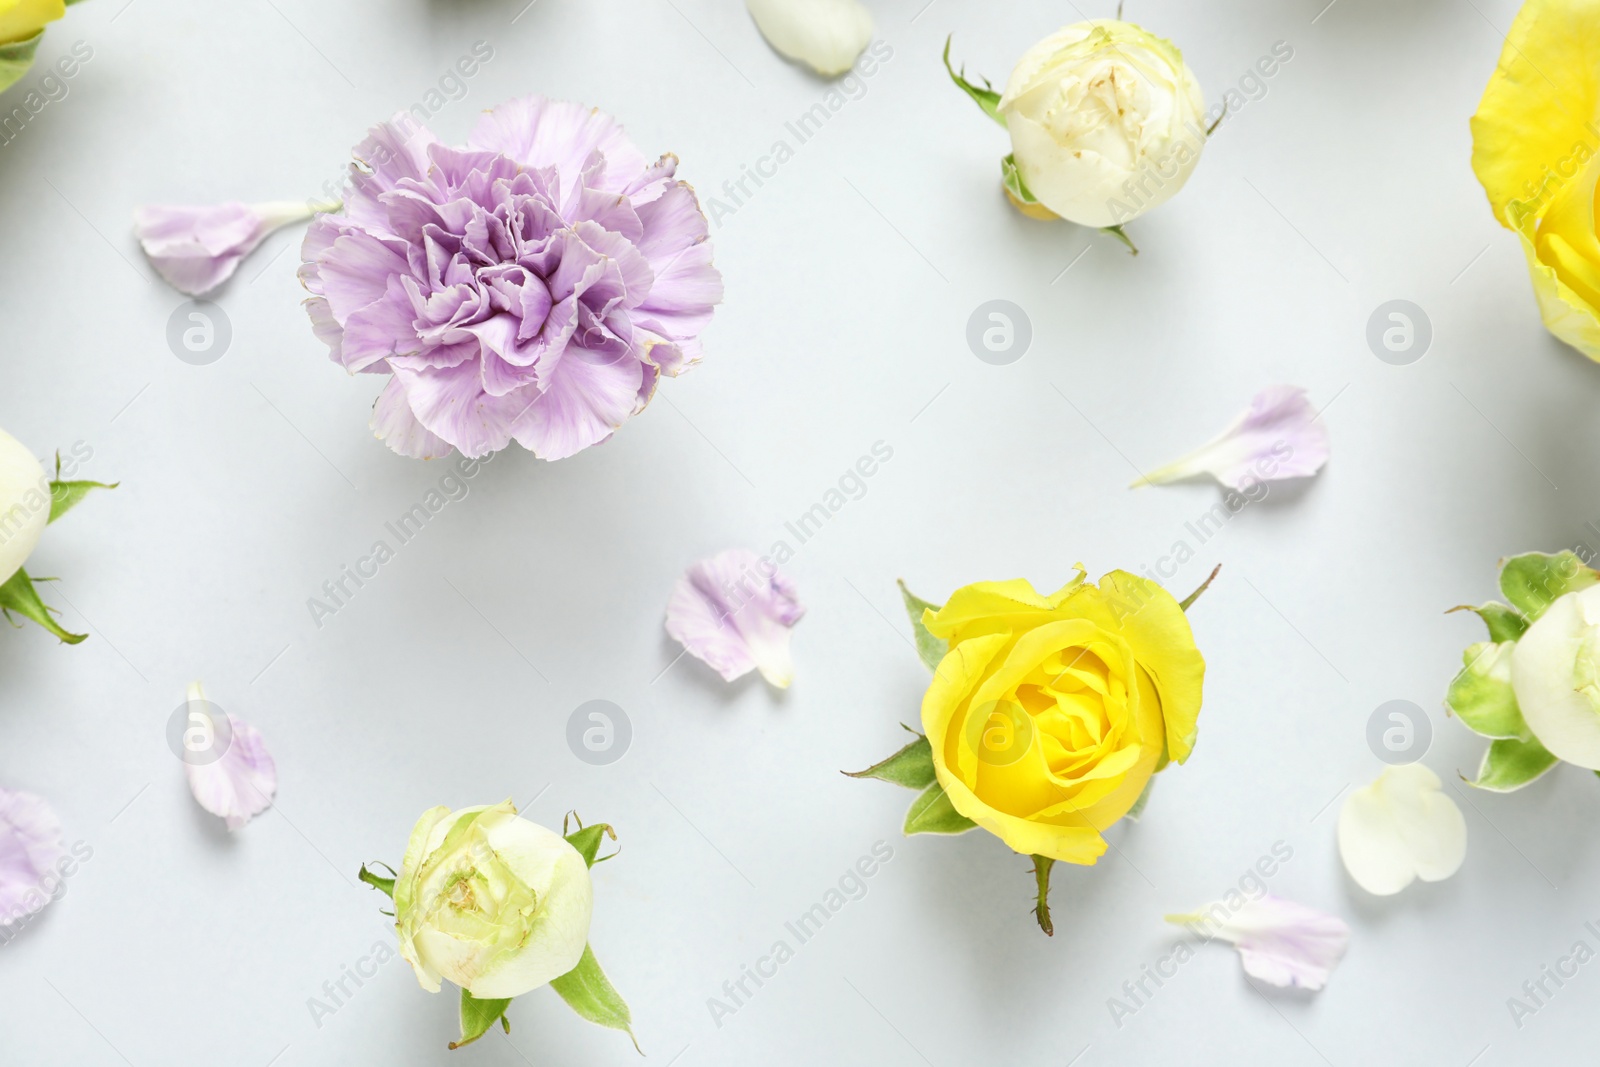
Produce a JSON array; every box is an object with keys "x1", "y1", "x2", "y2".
[{"x1": 1, "y1": 0, "x2": 1597, "y2": 1063}]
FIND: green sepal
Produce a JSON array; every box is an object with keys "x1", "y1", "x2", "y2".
[
  {"x1": 1101, "y1": 224, "x2": 1139, "y2": 256},
  {"x1": 903, "y1": 781, "x2": 977, "y2": 835},
  {"x1": 1001, "y1": 154, "x2": 1039, "y2": 206},
  {"x1": 1178, "y1": 564, "x2": 1220, "y2": 612},
  {"x1": 562, "y1": 815, "x2": 618, "y2": 868},
  {"x1": 48, "y1": 473, "x2": 116, "y2": 525},
  {"x1": 1467, "y1": 735, "x2": 1560, "y2": 792},
  {"x1": 1499, "y1": 551, "x2": 1598, "y2": 623},
  {"x1": 451, "y1": 989, "x2": 512, "y2": 1050},
  {"x1": 1031, "y1": 856, "x2": 1055, "y2": 936},
  {"x1": 0, "y1": 568, "x2": 85, "y2": 644},
  {"x1": 0, "y1": 30, "x2": 42, "y2": 96},
  {"x1": 897, "y1": 580, "x2": 948, "y2": 672},
  {"x1": 1447, "y1": 601, "x2": 1529, "y2": 644},
  {"x1": 550, "y1": 944, "x2": 640, "y2": 1053},
  {"x1": 358, "y1": 862, "x2": 396, "y2": 899},
  {"x1": 1446, "y1": 642, "x2": 1527, "y2": 740},
  {"x1": 844, "y1": 728, "x2": 935, "y2": 790},
  {"x1": 1124, "y1": 778, "x2": 1155, "y2": 822},
  {"x1": 942, "y1": 36, "x2": 1005, "y2": 127}
]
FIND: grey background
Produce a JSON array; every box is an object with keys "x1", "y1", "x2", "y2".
[{"x1": 0, "y1": 0, "x2": 1593, "y2": 1063}]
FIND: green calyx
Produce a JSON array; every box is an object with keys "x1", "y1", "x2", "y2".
[
  {"x1": 1445, "y1": 552, "x2": 1600, "y2": 791},
  {"x1": 943, "y1": 36, "x2": 1006, "y2": 128},
  {"x1": 0, "y1": 457, "x2": 115, "y2": 644}
]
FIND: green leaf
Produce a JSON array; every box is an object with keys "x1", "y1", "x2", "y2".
[
  {"x1": 1447, "y1": 602, "x2": 1529, "y2": 644},
  {"x1": 845, "y1": 730, "x2": 935, "y2": 790},
  {"x1": 451, "y1": 989, "x2": 511, "y2": 1050},
  {"x1": 903, "y1": 781, "x2": 977, "y2": 835},
  {"x1": 1499, "y1": 551, "x2": 1598, "y2": 623},
  {"x1": 897, "y1": 580, "x2": 947, "y2": 673},
  {"x1": 1446, "y1": 642, "x2": 1528, "y2": 740},
  {"x1": 358, "y1": 863, "x2": 395, "y2": 899},
  {"x1": 0, "y1": 568, "x2": 85, "y2": 644},
  {"x1": 1468, "y1": 736, "x2": 1560, "y2": 792},
  {"x1": 550, "y1": 944, "x2": 640, "y2": 1053},
  {"x1": 942, "y1": 36, "x2": 1005, "y2": 127},
  {"x1": 564, "y1": 819, "x2": 618, "y2": 868},
  {"x1": 48, "y1": 479, "x2": 115, "y2": 525},
  {"x1": 0, "y1": 30, "x2": 42, "y2": 96},
  {"x1": 1124, "y1": 778, "x2": 1155, "y2": 822},
  {"x1": 1032, "y1": 856, "x2": 1054, "y2": 936}
]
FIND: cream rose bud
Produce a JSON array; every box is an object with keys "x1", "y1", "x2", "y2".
[
  {"x1": 999, "y1": 20, "x2": 1207, "y2": 228},
  {"x1": 1512, "y1": 584, "x2": 1600, "y2": 769},
  {"x1": 0, "y1": 427, "x2": 49, "y2": 585},
  {"x1": 394, "y1": 802, "x2": 593, "y2": 1000}
]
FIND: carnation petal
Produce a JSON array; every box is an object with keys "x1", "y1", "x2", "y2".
[
  {"x1": 1166, "y1": 895, "x2": 1350, "y2": 990},
  {"x1": 746, "y1": 0, "x2": 873, "y2": 77},
  {"x1": 665, "y1": 549, "x2": 805, "y2": 688},
  {"x1": 135, "y1": 201, "x2": 319, "y2": 296},
  {"x1": 182, "y1": 683, "x2": 277, "y2": 831},
  {"x1": 372, "y1": 376, "x2": 454, "y2": 459},
  {"x1": 468, "y1": 96, "x2": 647, "y2": 195},
  {"x1": 0, "y1": 788, "x2": 64, "y2": 926},
  {"x1": 1338, "y1": 764, "x2": 1467, "y2": 896},
  {"x1": 510, "y1": 349, "x2": 644, "y2": 460},
  {"x1": 1133, "y1": 386, "x2": 1329, "y2": 492}
]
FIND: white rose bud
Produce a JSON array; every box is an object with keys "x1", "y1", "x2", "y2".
[
  {"x1": 1512, "y1": 583, "x2": 1600, "y2": 769},
  {"x1": 998, "y1": 20, "x2": 1207, "y2": 228},
  {"x1": 0, "y1": 427, "x2": 49, "y2": 586}
]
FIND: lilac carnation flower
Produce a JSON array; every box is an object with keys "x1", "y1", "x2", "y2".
[{"x1": 300, "y1": 96, "x2": 723, "y2": 460}]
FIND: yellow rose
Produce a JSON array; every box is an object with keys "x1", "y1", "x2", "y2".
[
  {"x1": 1471, "y1": 0, "x2": 1600, "y2": 359},
  {"x1": 919, "y1": 568, "x2": 1204, "y2": 865},
  {"x1": 0, "y1": 0, "x2": 64, "y2": 46}
]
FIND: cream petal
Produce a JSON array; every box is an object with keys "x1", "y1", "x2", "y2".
[
  {"x1": 0, "y1": 428, "x2": 48, "y2": 586},
  {"x1": 746, "y1": 0, "x2": 873, "y2": 77},
  {"x1": 1511, "y1": 584, "x2": 1600, "y2": 769},
  {"x1": 1337, "y1": 764, "x2": 1467, "y2": 896}
]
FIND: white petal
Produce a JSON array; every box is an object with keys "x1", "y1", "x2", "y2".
[
  {"x1": 746, "y1": 0, "x2": 872, "y2": 77},
  {"x1": 0, "y1": 428, "x2": 49, "y2": 585},
  {"x1": 665, "y1": 549, "x2": 805, "y2": 688},
  {"x1": 1338, "y1": 764, "x2": 1467, "y2": 895},
  {"x1": 182, "y1": 682, "x2": 277, "y2": 831},
  {"x1": 1167, "y1": 895, "x2": 1350, "y2": 990},
  {"x1": 1134, "y1": 386, "x2": 1330, "y2": 492},
  {"x1": 1512, "y1": 584, "x2": 1600, "y2": 769}
]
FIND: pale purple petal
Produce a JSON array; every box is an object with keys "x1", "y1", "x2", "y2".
[
  {"x1": 1167, "y1": 895, "x2": 1350, "y2": 991},
  {"x1": 183, "y1": 684, "x2": 277, "y2": 831},
  {"x1": 136, "y1": 201, "x2": 324, "y2": 296},
  {"x1": 1135, "y1": 386, "x2": 1330, "y2": 492},
  {"x1": 666, "y1": 549, "x2": 805, "y2": 688},
  {"x1": 304, "y1": 95, "x2": 720, "y2": 461},
  {"x1": 0, "y1": 789, "x2": 64, "y2": 925}
]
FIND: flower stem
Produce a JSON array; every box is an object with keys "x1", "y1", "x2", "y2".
[{"x1": 1032, "y1": 855, "x2": 1055, "y2": 936}]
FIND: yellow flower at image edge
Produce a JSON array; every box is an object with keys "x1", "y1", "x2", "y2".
[
  {"x1": 1471, "y1": 0, "x2": 1600, "y2": 359},
  {"x1": 919, "y1": 568, "x2": 1204, "y2": 866},
  {"x1": 0, "y1": 0, "x2": 63, "y2": 46}
]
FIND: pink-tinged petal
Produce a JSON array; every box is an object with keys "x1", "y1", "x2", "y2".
[
  {"x1": 1134, "y1": 386, "x2": 1330, "y2": 492},
  {"x1": 1167, "y1": 895, "x2": 1350, "y2": 991},
  {"x1": 340, "y1": 275, "x2": 423, "y2": 372},
  {"x1": 467, "y1": 96, "x2": 648, "y2": 195},
  {"x1": 304, "y1": 297, "x2": 345, "y2": 365},
  {"x1": 390, "y1": 359, "x2": 514, "y2": 458},
  {"x1": 317, "y1": 231, "x2": 414, "y2": 323},
  {"x1": 509, "y1": 350, "x2": 644, "y2": 460},
  {"x1": 0, "y1": 789, "x2": 64, "y2": 925},
  {"x1": 182, "y1": 683, "x2": 277, "y2": 832},
  {"x1": 344, "y1": 117, "x2": 441, "y2": 232},
  {"x1": 665, "y1": 549, "x2": 805, "y2": 688},
  {"x1": 372, "y1": 376, "x2": 453, "y2": 459},
  {"x1": 135, "y1": 201, "x2": 320, "y2": 296}
]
